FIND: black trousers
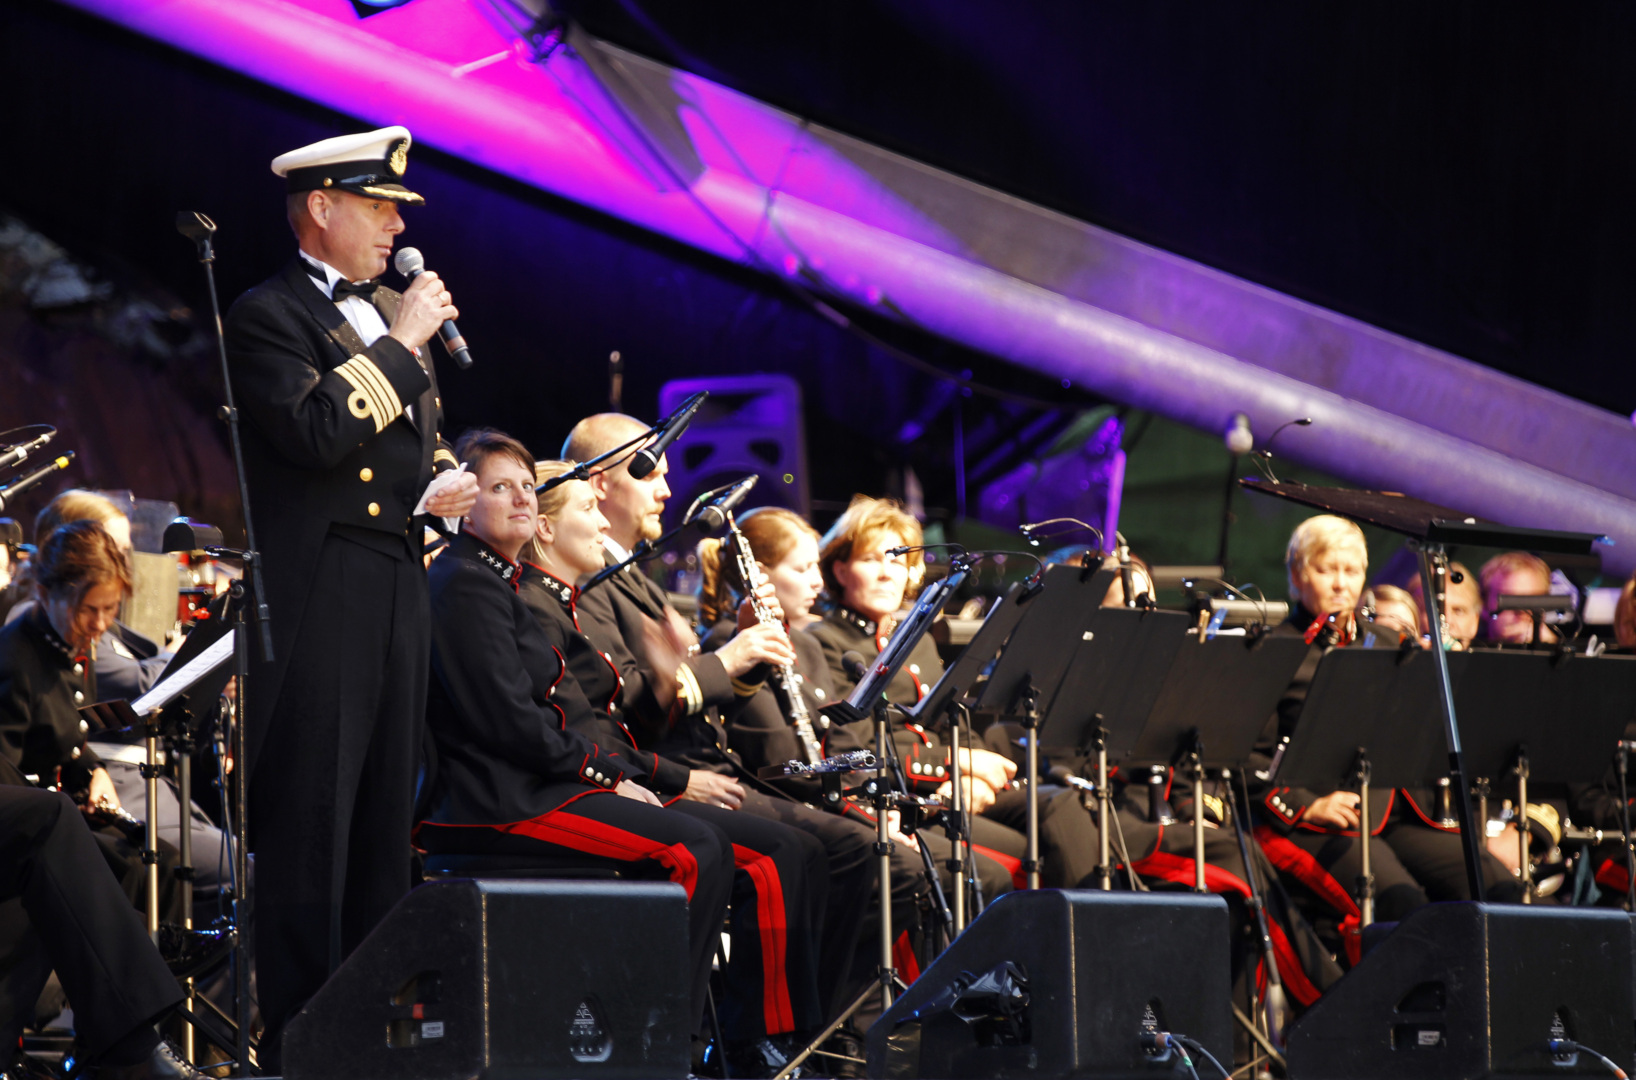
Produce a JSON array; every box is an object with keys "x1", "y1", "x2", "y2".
[
  {"x1": 1261, "y1": 814, "x2": 1520, "y2": 929},
  {"x1": 1380, "y1": 816, "x2": 1525, "y2": 903},
  {"x1": 672, "y1": 799, "x2": 828, "y2": 1039},
  {"x1": 418, "y1": 794, "x2": 732, "y2": 1036},
  {"x1": 731, "y1": 789, "x2": 880, "y2": 1018},
  {"x1": 250, "y1": 532, "x2": 425, "y2": 1054},
  {"x1": 0, "y1": 789, "x2": 180, "y2": 1059}
]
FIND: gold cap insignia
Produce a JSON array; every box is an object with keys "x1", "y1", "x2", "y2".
[{"x1": 388, "y1": 138, "x2": 409, "y2": 177}]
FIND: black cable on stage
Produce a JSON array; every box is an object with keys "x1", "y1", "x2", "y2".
[
  {"x1": 1549, "y1": 1039, "x2": 1628, "y2": 1079},
  {"x1": 1173, "y1": 1033, "x2": 1230, "y2": 1080},
  {"x1": 1107, "y1": 790, "x2": 1146, "y2": 891}
]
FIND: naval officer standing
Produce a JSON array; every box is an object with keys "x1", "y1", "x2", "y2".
[{"x1": 221, "y1": 126, "x2": 477, "y2": 1062}]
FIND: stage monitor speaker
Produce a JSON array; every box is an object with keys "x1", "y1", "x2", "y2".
[
  {"x1": 657, "y1": 374, "x2": 809, "y2": 524},
  {"x1": 283, "y1": 878, "x2": 691, "y2": 1080},
  {"x1": 866, "y1": 889, "x2": 1232, "y2": 1079},
  {"x1": 1285, "y1": 902, "x2": 1633, "y2": 1079}
]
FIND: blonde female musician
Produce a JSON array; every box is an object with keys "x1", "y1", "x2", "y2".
[{"x1": 522, "y1": 465, "x2": 843, "y2": 1070}]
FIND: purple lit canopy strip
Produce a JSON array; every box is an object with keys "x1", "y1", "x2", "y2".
[{"x1": 63, "y1": 0, "x2": 1636, "y2": 572}]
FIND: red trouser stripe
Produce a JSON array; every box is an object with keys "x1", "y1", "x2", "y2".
[
  {"x1": 488, "y1": 808, "x2": 701, "y2": 901},
  {"x1": 1255, "y1": 826, "x2": 1363, "y2": 966},
  {"x1": 1253, "y1": 827, "x2": 1360, "y2": 918},
  {"x1": 1130, "y1": 850, "x2": 1323, "y2": 1005},
  {"x1": 1264, "y1": 916, "x2": 1323, "y2": 1006},
  {"x1": 1129, "y1": 850, "x2": 1251, "y2": 898},
  {"x1": 893, "y1": 929, "x2": 921, "y2": 983},
  {"x1": 732, "y1": 844, "x2": 796, "y2": 1035},
  {"x1": 972, "y1": 843, "x2": 1026, "y2": 891}
]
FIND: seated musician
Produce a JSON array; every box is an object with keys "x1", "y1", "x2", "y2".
[
  {"x1": 413, "y1": 431, "x2": 733, "y2": 1048},
  {"x1": 1479, "y1": 550, "x2": 1560, "y2": 645},
  {"x1": 1568, "y1": 569, "x2": 1636, "y2": 901},
  {"x1": 1252, "y1": 516, "x2": 1521, "y2": 963},
  {"x1": 693, "y1": 507, "x2": 933, "y2": 1011},
  {"x1": 1032, "y1": 544, "x2": 1341, "y2": 1009},
  {"x1": 16, "y1": 491, "x2": 230, "y2": 895},
  {"x1": 0, "y1": 521, "x2": 183, "y2": 924},
  {"x1": 1405, "y1": 558, "x2": 1482, "y2": 648},
  {"x1": 548, "y1": 419, "x2": 846, "y2": 1076},
  {"x1": 807, "y1": 494, "x2": 1026, "y2": 899},
  {"x1": 1361, "y1": 583, "x2": 1422, "y2": 646}
]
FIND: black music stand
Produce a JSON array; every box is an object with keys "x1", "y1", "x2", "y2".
[
  {"x1": 905, "y1": 579, "x2": 1038, "y2": 931},
  {"x1": 1039, "y1": 607, "x2": 1190, "y2": 890},
  {"x1": 1275, "y1": 647, "x2": 1451, "y2": 924},
  {"x1": 1241, "y1": 477, "x2": 1606, "y2": 903},
  {"x1": 972, "y1": 565, "x2": 1117, "y2": 888},
  {"x1": 1112, "y1": 630, "x2": 1307, "y2": 893},
  {"x1": 1277, "y1": 646, "x2": 1636, "y2": 915}
]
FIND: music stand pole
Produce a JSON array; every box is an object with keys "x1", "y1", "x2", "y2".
[
  {"x1": 143, "y1": 715, "x2": 162, "y2": 937},
  {"x1": 1514, "y1": 749, "x2": 1533, "y2": 903},
  {"x1": 1417, "y1": 544, "x2": 1487, "y2": 902},
  {"x1": 1354, "y1": 751, "x2": 1374, "y2": 927},
  {"x1": 1186, "y1": 736, "x2": 1206, "y2": 893},
  {"x1": 1093, "y1": 721, "x2": 1112, "y2": 891},
  {"x1": 1618, "y1": 742, "x2": 1635, "y2": 913},
  {"x1": 172, "y1": 716, "x2": 197, "y2": 1063},
  {"x1": 944, "y1": 703, "x2": 967, "y2": 933},
  {"x1": 1021, "y1": 682, "x2": 1042, "y2": 890}
]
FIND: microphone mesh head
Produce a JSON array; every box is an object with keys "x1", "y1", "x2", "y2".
[{"x1": 393, "y1": 247, "x2": 424, "y2": 277}]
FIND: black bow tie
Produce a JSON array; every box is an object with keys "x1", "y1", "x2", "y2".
[{"x1": 304, "y1": 261, "x2": 379, "y2": 303}]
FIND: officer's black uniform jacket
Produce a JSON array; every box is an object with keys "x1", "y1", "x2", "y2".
[
  {"x1": 808, "y1": 606, "x2": 953, "y2": 797},
  {"x1": 223, "y1": 259, "x2": 457, "y2": 770},
  {"x1": 1247, "y1": 609, "x2": 1392, "y2": 837},
  {"x1": 574, "y1": 553, "x2": 749, "y2": 771},
  {"x1": 516, "y1": 563, "x2": 692, "y2": 799},
  {"x1": 0, "y1": 608, "x2": 102, "y2": 792},
  {"x1": 421, "y1": 534, "x2": 648, "y2": 827}
]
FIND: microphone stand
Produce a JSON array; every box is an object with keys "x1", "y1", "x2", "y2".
[
  {"x1": 534, "y1": 391, "x2": 709, "y2": 496},
  {"x1": 177, "y1": 211, "x2": 268, "y2": 1075}
]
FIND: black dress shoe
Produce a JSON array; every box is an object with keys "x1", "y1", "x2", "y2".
[
  {"x1": 5, "y1": 1052, "x2": 64, "y2": 1080},
  {"x1": 726, "y1": 1035, "x2": 804, "y2": 1079},
  {"x1": 156, "y1": 923, "x2": 236, "y2": 980},
  {"x1": 98, "y1": 1041, "x2": 212, "y2": 1080}
]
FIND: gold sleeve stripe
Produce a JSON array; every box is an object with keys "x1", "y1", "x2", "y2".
[
  {"x1": 434, "y1": 448, "x2": 459, "y2": 466},
  {"x1": 730, "y1": 676, "x2": 763, "y2": 698},
  {"x1": 333, "y1": 362, "x2": 387, "y2": 434},
  {"x1": 347, "y1": 355, "x2": 404, "y2": 422},
  {"x1": 677, "y1": 665, "x2": 703, "y2": 715},
  {"x1": 335, "y1": 357, "x2": 391, "y2": 426}
]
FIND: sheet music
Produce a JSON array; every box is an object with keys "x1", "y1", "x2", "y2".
[{"x1": 130, "y1": 629, "x2": 235, "y2": 715}]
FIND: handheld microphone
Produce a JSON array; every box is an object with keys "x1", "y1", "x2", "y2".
[
  {"x1": 629, "y1": 392, "x2": 708, "y2": 479},
  {"x1": 0, "y1": 430, "x2": 54, "y2": 473},
  {"x1": 0, "y1": 451, "x2": 75, "y2": 513},
  {"x1": 393, "y1": 247, "x2": 472, "y2": 369},
  {"x1": 691, "y1": 475, "x2": 759, "y2": 534}
]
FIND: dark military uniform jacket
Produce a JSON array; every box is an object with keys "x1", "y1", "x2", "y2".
[
  {"x1": 516, "y1": 564, "x2": 692, "y2": 798},
  {"x1": 808, "y1": 606, "x2": 959, "y2": 797},
  {"x1": 0, "y1": 607, "x2": 103, "y2": 792},
  {"x1": 223, "y1": 258, "x2": 458, "y2": 770},
  {"x1": 1248, "y1": 610, "x2": 1393, "y2": 836},
  {"x1": 421, "y1": 534, "x2": 652, "y2": 827},
  {"x1": 574, "y1": 551, "x2": 787, "y2": 795}
]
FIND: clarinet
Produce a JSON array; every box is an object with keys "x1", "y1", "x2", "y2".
[{"x1": 724, "y1": 511, "x2": 824, "y2": 765}]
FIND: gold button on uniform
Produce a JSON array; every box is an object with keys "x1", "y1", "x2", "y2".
[
  {"x1": 367, "y1": 502, "x2": 381, "y2": 517},
  {"x1": 359, "y1": 467, "x2": 373, "y2": 482}
]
